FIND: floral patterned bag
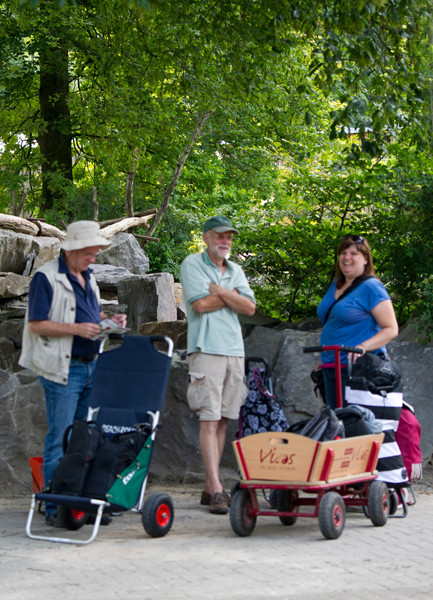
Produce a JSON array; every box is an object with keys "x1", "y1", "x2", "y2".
[{"x1": 237, "y1": 365, "x2": 289, "y2": 438}]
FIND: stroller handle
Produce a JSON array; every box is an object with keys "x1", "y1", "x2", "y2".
[
  {"x1": 245, "y1": 356, "x2": 271, "y2": 377},
  {"x1": 303, "y1": 345, "x2": 363, "y2": 354}
]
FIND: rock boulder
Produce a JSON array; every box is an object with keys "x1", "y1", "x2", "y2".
[
  {"x1": 118, "y1": 273, "x2": 177, "y2": 333},
  {"x1": 96, "y1": 232, "x2": 149, "y2": 275},
  {"x1": 0, "y1": 229, "x2": 59, "y2": 275}
]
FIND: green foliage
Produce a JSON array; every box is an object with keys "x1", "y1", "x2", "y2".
[
  {"x1": 144, "y1": 208, "x2": 194, "y2": 277},
  {"x1": 1, "y1": 0, "x2": 433, "y2": 336}
]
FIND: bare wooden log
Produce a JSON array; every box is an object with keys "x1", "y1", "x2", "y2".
[
  {"x1": 36, "y1": 221, "x2": 66, "y2": 240},
  {"x1": 99, "y1": 214, "x2": 155, "y2": 239},
  {"x1": 27, "y1": 218, "x2": 66, "y2": 239},
  {"x1": 99, "y1": 208, "x2": 157, "y2": 228},
  {"x1": 0, "y1": 213, "x2": 39, "y2": 236},
  {"x1": 32, "y1": 219, "x2": 43, "y2": 234}
]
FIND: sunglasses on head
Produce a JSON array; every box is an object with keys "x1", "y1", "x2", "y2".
[{"x1": 343, "y1": 235, "x2": 364, "y2": 244}]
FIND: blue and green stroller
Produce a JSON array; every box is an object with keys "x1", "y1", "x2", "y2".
[{"x1": 26, "y1": 335, "x2": 174, "y2": 545}]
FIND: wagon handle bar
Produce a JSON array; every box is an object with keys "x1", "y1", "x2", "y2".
[
  {"x1": 303, "y1": 345, "x2": 363, "y2": 354},
  {"x1": 303, "y1": 345, "x2": 363, "y2": 409}
]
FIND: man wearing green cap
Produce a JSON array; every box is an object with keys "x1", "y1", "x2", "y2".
[{"x1": 180, "y1": 215, "x2": 256, "y2": 514}]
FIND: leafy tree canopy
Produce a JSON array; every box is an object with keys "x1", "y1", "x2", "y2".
[{"x1": 1, "y1": 0, "x2": 433, "y2": 337}]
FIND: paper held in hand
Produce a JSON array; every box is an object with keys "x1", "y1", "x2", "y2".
[{"x1": 92, "y1": 318, "x2": 130, "y2": 340}]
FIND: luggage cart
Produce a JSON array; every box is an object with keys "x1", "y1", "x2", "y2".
[
  {"x1": 26, "y1": 335, "x2": 174, "y2": 545},
  {"x1": 229, "y1": 345, "x2": 390, "y2": 540}
]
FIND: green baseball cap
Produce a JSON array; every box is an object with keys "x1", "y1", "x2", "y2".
[{"x1": 203, "y1": 215, "x2": 239, "y2": 234}]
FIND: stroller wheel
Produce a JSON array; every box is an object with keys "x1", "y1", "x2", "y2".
[
  {"x1": 57, "y1": 506, "x2": 89, "y2": 530},
  {"x1": 142, "y1": 492, "x2": 174, "y2": 538}
]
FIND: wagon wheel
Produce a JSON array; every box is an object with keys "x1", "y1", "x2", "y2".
[
  {"x1": 276, "y1": 489, "x2": 298, "y2": 526},
  {"x1": 230, "y1": 489, "x2": 256, "y2": 537},
  {"x1": 230, "y1": 481, "x2": 241, "y2": 498},
  {"x1": 318, "y1": 492, "x2": 345, "y2": 540},
  {"x1": 388, "y1": 489, "x2": 399, "y2": 516},
  {"x1": 367, "y1": 481, "x2": 389, "y2": 526},
  {"x1": 57, "y1": 506, "x2": 89, "y2": 530},
  {"x1": 268, "y1": 489, "x2": 278, "y2": 508},
  {"x1": 142, "y1": 492, "x2": 174, "y2": 538}
]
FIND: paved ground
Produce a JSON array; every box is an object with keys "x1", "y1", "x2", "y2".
[{"x1": 1, "y1": 474, "x2": 433, "y2": 600}]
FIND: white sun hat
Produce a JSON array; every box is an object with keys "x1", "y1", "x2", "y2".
[{"x1": 60, "y1": 221, "x2": 112, "y2": 251}]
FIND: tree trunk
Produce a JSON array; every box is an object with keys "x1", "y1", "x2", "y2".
[
  {"x1": 147, "y1": 111, "x2": 214, "y2": 237},
  {"x1": 37, "y1": 1, "x2": 73, "y2": 214},
  {"x1": 125, "y1": 172, "x2": 135, "y2": 218},
  {"x1": 125, "y1": 149, "x2": 140, "y2": 218},
  {"x1": 92, "y1": 187, "x2": 99, "y2": 221}
]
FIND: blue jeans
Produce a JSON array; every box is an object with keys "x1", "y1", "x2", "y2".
[
  {"x1": 322, "y1": 367, "x2": 348, "y2": 410},
  {"x1": 40, "y1": 358, "x2": 97, "y2": 515}
]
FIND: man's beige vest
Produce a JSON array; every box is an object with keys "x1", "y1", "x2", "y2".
[{"x1": 19, "y1": 258, "x2": 100, "y2": 385}]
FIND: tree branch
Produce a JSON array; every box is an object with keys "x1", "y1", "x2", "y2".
[{"x1": 147, "y1": 110, "x2": 214, "y2": 237}]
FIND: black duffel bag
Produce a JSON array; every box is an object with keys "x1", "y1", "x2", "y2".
[
  {"x1": 50, "y1": 421, "x2": 151, "y2": 499},
  {"x1": 50, "y1": 420, "x2": 104, "y2": 496},
  {"x1": 289, "y1": 406, "x2": 344, "y2": 442}
]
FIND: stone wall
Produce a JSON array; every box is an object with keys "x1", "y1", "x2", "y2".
[
  {"x1": 2, "y1": 322, "x2": 433, "y2": 497},
  {"x1": 1, "y1": 227, "x2": 432, "y2": 497}
]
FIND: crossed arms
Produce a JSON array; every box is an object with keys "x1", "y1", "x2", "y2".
[{"x1": 192, "y1": 283, "x2": 256, "y2": 317}]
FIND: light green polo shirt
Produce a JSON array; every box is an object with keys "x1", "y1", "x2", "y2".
[{"x1": 180, "y1": 250, "x2": 256, "y2": 357}]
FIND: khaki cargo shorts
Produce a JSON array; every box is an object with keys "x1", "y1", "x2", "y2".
[{"x1": 187, "y1": 353, "x2": 248, "y2": 421}]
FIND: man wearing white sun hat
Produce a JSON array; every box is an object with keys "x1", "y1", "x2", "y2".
[{"x1": 20, "y1": 220, "x2": 127, "y2": 525}]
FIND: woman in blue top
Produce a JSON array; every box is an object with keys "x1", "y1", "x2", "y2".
[{"x1": 317, "y1": 234, "x2": 399, "y2": 408}]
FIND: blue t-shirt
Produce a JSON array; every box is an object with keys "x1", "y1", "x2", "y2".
[
  {"x1": 317, "y1": 277, "x2": 391, "y2": 364},
  {"x1": 28, "y1": 254, "x2": 101, "y2": 356}
]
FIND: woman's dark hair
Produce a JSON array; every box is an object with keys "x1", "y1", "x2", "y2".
[{"x1": 334, "y1": 235, "x2": 377, "y2": 288}]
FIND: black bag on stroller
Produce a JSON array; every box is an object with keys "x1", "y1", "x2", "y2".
[
  {"x1": 334, "y1": 405, "x2": 380, "y2": 437},
  {"x1": 288, "y1": 406, "x2": 344, "y2": 442},
  {"x1": 50, "y1": 421, "x2": 104, "y2": 496},
  {"x1": 49, "y1": 420, "x2": 151, "y2": 500}
]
